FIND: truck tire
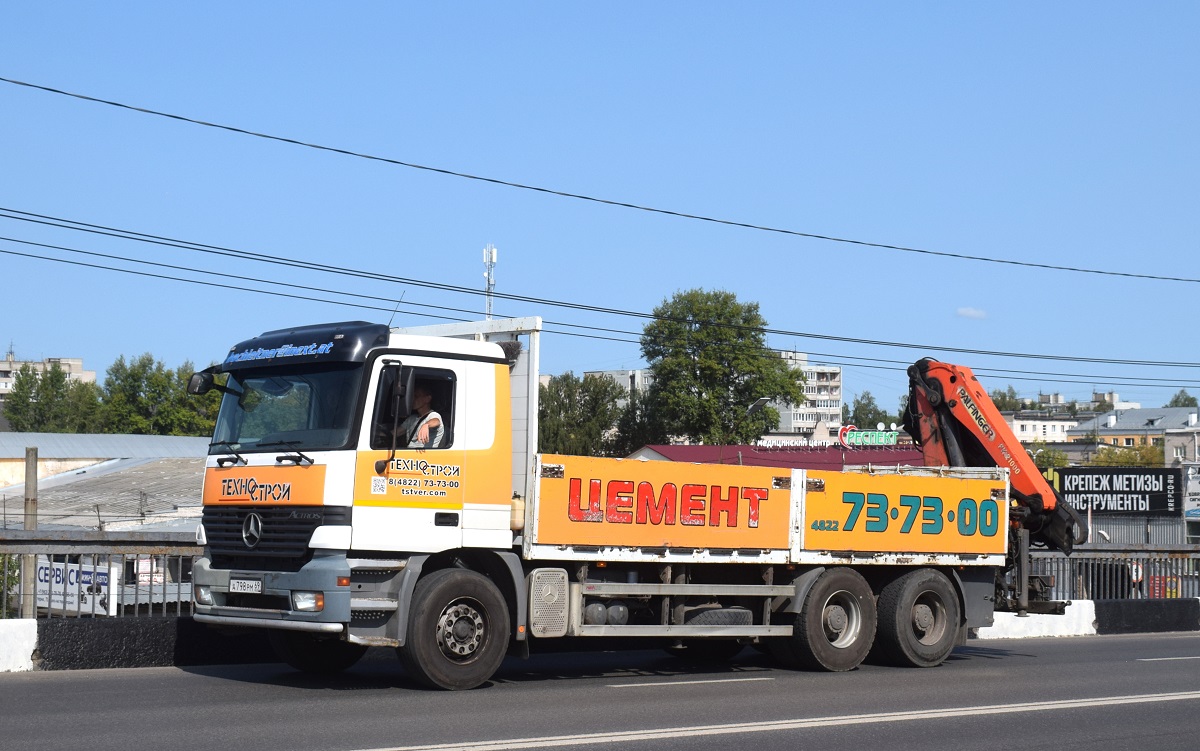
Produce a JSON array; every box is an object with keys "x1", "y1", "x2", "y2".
[
  {"x1": 268, "y1": 630, "x2": 367, "y2": 675},
  {"x1": 871, "y1": 568, "x2": 960, "y2": 668},
  {"x1": 399, "y1": 568, "x2": 510, "y2": 690},
  {"x1": 789, "y1": 567, "x2": 876, "y2": 672}
]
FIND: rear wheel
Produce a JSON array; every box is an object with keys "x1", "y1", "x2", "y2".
[
  {"x1": 399, "y1": 569, "x2": 510, "y2": 690},
  {"x1": 872, "y1": 568, "x2": 960, "y2": 668},
  {"x1": 789, "y1": 568, "x2": 876, "y2": 672},
  {"x1": 268, "y1": 630, "x2": 367, "y2": 675}
]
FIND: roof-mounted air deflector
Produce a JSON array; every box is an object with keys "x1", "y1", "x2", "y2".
[{"x1": 219, "y1": 321, "x2": 390, "y2": 372}]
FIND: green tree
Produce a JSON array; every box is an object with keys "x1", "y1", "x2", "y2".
[
  {"x1": 101, "y1": 354, "x2": 217, "y2": 435},
  {"x1": 0, "y1": 554, "x2": 18, "y2": 618},
  {"x1": 37, "y1": 364, "x2": 70, "y2": 429},
  {"x1": 61, "y1": 380, "x2": 104, "y2": 432},
  {"x1": 538, "y1": 372, "x2": 626, "y2": 456},
  {"x1": 844, "y1": 391, "x2": 894, "y2": 430},
  {"x1": 1026, "y1": 439, "x2": 1068, "y2": 469},
  {"x1": 3, "y1": 364, "x2": 40, "y2": 431},
  {"x1": 1085, "y1": 444, "x2": 1164, "y2": 468},
  {"x1": 1164, "y1": 389, "x2": 1198, "y2": 408},
  {"x1": 609, "y1": 387, "x2": 668, "y2": 456},
  {"x1": 1, "y1": 363, "x2": 97, "y2": 432},
  {"x1": 989, "y1": 385, "x2": 1026, "y2": 412},
  {"x1": 640, "y1": 289, "x2": 804, "y2": 444},
  {"x1": 1093, "y1": 399, "x2": 1114, "y2": 413}
]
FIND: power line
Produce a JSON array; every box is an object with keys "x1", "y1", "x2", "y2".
[
  {"x1": 3, "y1": 238, "x2": 1197, "y2": 393},
  {"x1": 3, "y1": 205, "x2": 1199, "y2": 370},
  {"x1": 2, "y1": 76, "x2": 1196, "y2": 286},
  {"x1": 0, "y1": 234, "x2": 488, "y2": 322}
]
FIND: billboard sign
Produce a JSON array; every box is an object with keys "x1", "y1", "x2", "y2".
[
  {"x1": 1057, "y1": 467, "x2": 1185, "y2": 517},
  {"x1": 1186, "y1": 468, "x2": 1200, "y2": 520},
  {"x1": 838, "y1": 424, "x2": 900, "y2": 449},
  {"x1": 35, "y1": 556, "x2": 120, "y2": 617}
]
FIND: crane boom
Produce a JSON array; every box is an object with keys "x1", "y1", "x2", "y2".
[{"x1": 903, "y1": 358, "x2": 1088, "y2": 554}]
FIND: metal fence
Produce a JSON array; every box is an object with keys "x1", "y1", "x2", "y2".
[
  {"x1": 0, "y1": 530, "x2": 201, "y2": 619},
  {"x1": 1, "y1": 531, "x2": 1197, "y2": 619},
  {"x1": 1032, "y1": 546, "x2": 1200, "y2": 601}
]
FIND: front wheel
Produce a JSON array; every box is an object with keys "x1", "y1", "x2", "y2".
[
  {"x1": 268, "y1": 630, "x2": 367, "y2": 675},
  {"x1": 871, "y1": 568, "x2": 960, "y2": 668},
  {"x1": 789, "y1": 568, "x2": 876, "y2": 672},
  {"x1": 399, "y1": 569, "x2": 510, "y2": 690}
]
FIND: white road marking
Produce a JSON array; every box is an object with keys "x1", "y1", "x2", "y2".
[
  {"x1": 607, "y1": 676, "x2": 776, "y2": 688},
  {"x1": 352, "y1": 690, "x2": 1200, "y2": 751},
  {"x1": 1137, "y1": 656, "x2": 1200, "y2": 662}
]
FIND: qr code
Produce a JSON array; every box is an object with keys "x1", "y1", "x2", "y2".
[{"x1": 370, "y1": 476, "x2": 387, "y2": 495}]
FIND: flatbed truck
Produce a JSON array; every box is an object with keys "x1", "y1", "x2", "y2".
[{"x1": 189, "y1": 317, "x2": 1084, "y2": 689}]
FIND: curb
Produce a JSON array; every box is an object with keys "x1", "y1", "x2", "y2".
[
  {"x1": 975, "y1": 598, "x2": 1200, "y2": 640},
  {"x1": 0, "y1": 617, "x2": 272, "y2": 672},
  {"x1": 0, "y1": 620, "x2": 37, "y2": 672}
]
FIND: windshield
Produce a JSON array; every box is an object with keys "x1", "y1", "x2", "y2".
[{"x1": 209, "y1": 362, "x2": 364, "y2": 454}]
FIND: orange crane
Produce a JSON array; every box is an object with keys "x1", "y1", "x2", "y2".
[{"x1": 904, "y1": 358, "x2": 1088, "y2": 555}]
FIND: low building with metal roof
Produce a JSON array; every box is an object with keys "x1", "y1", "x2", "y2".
[
  {"x1": 0, "y1": 433, "x2": 208, "y2": 531},
  {"x1": 1068, "y1": 408, "x2": 1200, "y2": 449}
]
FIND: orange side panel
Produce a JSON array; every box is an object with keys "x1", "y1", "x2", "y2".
[
  {"x1": 535, "y1": 455, "x2": 792, "y2": 550},
  {"x1": 802, "y1": 471, "x2": 1008, "y2": 556}
]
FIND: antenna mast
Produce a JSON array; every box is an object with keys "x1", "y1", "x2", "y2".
[{"x1": 482, "y1": 244, "x2": 497, "y2": 319}]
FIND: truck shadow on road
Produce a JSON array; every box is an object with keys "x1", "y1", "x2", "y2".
[
  {"x1": 177, "y1": 646, "x2": 778, "y2": 692},
  {"x1": 176, "y1": 642, "x2": 1037, "y2": 692}
]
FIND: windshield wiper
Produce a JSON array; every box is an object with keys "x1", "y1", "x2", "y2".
[
  {"x1": 210, "y1": 441, "x2": 247, "y2": 467},
  {"x1": 257, "y1": 441, "x2": 315, "y2": 467}
]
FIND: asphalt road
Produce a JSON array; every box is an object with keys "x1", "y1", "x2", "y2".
[{"x1": 2, "y1": 633, "x2": 1199, "y2": 751}]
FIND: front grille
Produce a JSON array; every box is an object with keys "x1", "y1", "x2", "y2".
[{"x1": 204, "y1": 505, "x2": 351, "y2": 572}]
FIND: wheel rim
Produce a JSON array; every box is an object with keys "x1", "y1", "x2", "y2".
[
  {"x1": 911, "y1": 590, "x2": 948, "y2": 646},
  {"x1": 435, "y1": 598, "x2": 487, "y2": 662},
  {"x1": 821, "y1": 590, "x2": 862, "y2": 649}
]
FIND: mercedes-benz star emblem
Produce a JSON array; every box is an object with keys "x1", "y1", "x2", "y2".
[{"x1": 242, "y1": 512, "x2": 264, "y2": 549}]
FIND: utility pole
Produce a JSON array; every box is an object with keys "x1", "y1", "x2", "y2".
[
  {"x1": 19, "y1": 447, "x2": 37, "y2": 618},
  {"x1": 482, "y1": 244, "x2": 497, "y2": 320}
]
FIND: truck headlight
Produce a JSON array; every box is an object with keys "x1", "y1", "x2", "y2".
[
  {"x1": 196, "y1": 524, "x2": 207, "y2": 546},
  {"x1": 292, "y1": 591, "x2": 324, "y2": 612},
  {"x1": 195, "y1": 586, "x2": 213, "y2": 605}
]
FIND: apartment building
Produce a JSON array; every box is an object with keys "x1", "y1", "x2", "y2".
[
  {"x1": 0, "y1": 348, "x2": 96, "y2": 410},
  {"x1": 769, "y1": 352, "x2": 842, "y2": 440}
]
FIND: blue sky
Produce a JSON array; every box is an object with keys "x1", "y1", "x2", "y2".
[{"x1": 1, "y1": 4, "x2": 1196, "y2": 412}]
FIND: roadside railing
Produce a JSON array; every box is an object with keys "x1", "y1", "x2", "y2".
[
  {"x1": 2, "y1": 532, "x2": 1197, "y2": 619},
  {"x1": 1033, "y1": 546, "x2": 1200, "y2": 601},
  {"x1": 0, "y1": 530, "x2": 201, "y2": 619}
]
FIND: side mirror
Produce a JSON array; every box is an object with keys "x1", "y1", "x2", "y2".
[
  {"x1": 187, "y1": 372, "x2": 214, "y2": 396},
  {"x1": 375, "y1": 362, "x2": 408, "y2": 474}
]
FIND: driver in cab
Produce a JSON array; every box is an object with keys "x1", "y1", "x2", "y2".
[{"x1": 395, "y1": 384, "x2": 443, "y2": 449}]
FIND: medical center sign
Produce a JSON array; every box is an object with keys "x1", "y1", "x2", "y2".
[{"x1": 839, "y1": 424, "x2": 900, "y2": 449}]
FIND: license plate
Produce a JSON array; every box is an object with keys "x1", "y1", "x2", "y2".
[{"x1": 229, "y1": 578, "x2": 263, "y2": 594}]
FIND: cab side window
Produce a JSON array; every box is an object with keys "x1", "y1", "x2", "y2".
[{"x1": 370, "y1": 367, "x2": 455, "y2": 450}]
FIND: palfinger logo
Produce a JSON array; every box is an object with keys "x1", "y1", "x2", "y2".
[{"x1": 956, "y1": 387, "x2": 995, "y2": 441}]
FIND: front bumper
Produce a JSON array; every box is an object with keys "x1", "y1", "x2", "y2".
[{"x1": 192, "y1": 550, "x2": 351, "y2": 629}]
